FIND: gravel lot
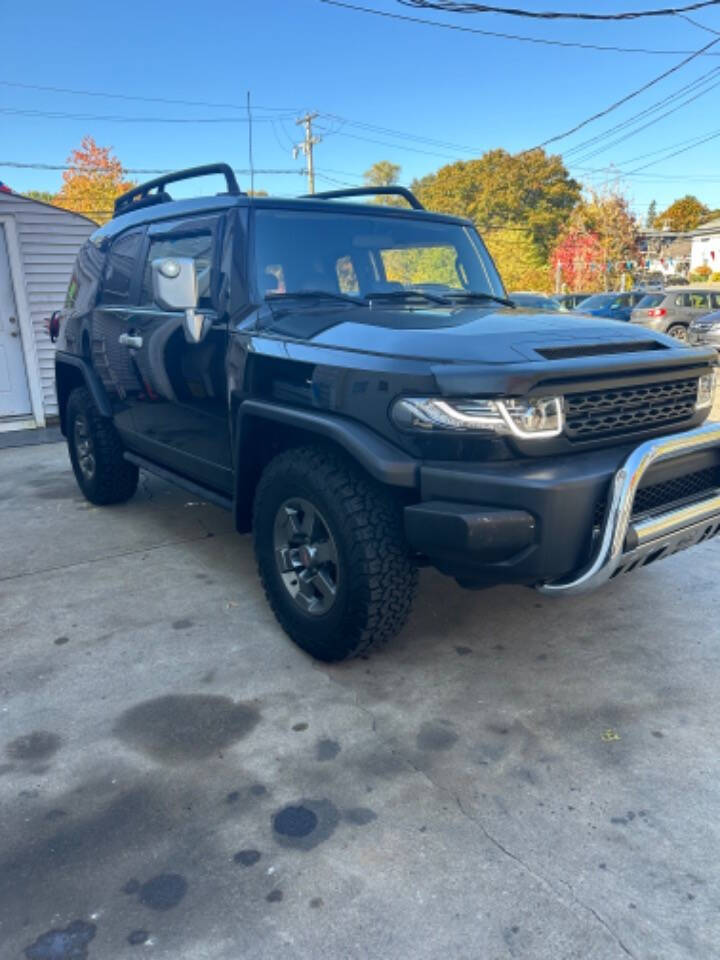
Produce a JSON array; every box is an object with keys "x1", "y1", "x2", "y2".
[{"x1": 1, "y1": 425, "x2": 720, "y2": 960}]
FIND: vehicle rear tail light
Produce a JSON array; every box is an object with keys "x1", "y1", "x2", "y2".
[{"x1": 647, "y1": 308, "x2": 667, "y2": 318}]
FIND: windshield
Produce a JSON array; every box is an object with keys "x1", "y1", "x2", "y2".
[
  {"x1": 253, "y1": 209, "x2": 506, "y2": 303},
  {"x1": 510, "y1": 293, "x2": 562, "y2": 311},
  {"x1": 636, "y1": 294, "x2": 665, "y2": 309},
  {"x1": 578, "y1": 294, "x2": 615, "y2": 310}
]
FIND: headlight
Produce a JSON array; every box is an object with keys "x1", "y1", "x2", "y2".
[
  {"x1": 696, "y1": 371, "x2": 717, "y2": 410},
  {"x1": 391, "y1": 396, "x2": 564, "y2": 439}
]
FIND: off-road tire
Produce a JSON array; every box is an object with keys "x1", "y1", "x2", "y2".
[
  {"x1": 253, "y1": 446, "x2": 418, "y2": 661},
  {"x1": 66, "y1": 386, "x2": 138, "y2": 505}
]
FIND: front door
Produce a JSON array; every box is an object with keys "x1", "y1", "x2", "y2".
[
  {"x1": 126, "y1": 213, "x2": 232, "y2": 494},
  {"x1": 0, "y1": 224, "x2": 32, "y2": 420}
]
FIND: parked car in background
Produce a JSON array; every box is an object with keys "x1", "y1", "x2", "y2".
[
  {"x1": 665, "y1": 274, "x2": 689, "y2": 286},
  {"x1": 575, "y1": 291, "x2": 646, "y2": 322},
  {"x1": 509, "y1": 292, "x2": 562, "y2": 311},
  {"x1": 556, "y1": 292, "x2": 592, "y2": 310},
  {"x1": 630, "y1": 289, "x2": 720, "y2": 342},
  {"x1": 689, "y1": 309, "x2": 720, "y2": 350}
]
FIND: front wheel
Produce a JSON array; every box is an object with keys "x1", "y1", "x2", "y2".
[
  {"x1": 667, "y1": 323, "x2": 688, "y2": 342},
  {"x1": 253, "y1": 447, "x2": 418, "y2": 661}
]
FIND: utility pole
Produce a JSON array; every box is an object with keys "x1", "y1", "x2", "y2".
[{"x1": 294, "y1": 113, "x2": 321, "y2": 194}]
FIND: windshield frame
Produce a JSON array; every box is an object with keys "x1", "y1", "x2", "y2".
[{"x1": 248, "y1": 204, "x2": 507, "y2": 308}]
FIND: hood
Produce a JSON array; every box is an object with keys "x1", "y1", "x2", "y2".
[{"x1": 270, "y1": 303, "x2": 675, "y2": 364}]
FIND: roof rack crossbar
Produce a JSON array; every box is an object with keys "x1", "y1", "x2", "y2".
[
  {"x1": 113, "y1": 163, "x2": 242, "y2": 217},
  {"x1": 302, "y1": 186, "x2": 424, "y2": 210}
]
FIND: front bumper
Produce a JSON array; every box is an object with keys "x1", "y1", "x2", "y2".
[
  {"x1": 688, "y1": 326, "x2": 720, "y2": 350},
  {"x1": 539, "y1": 422, "x2": 720, "y2": 595},
  {"x1": 404, "y1": 423, "x2": 720, "y2": 590}
]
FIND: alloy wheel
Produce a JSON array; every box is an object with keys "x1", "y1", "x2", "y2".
[{"x1": 273, "y1": 498, "x2": 339, "y2": 616}]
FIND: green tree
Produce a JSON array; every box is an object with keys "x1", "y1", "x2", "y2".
[
  {"x1": 646, "y1": 199, "x2": 657, "y2": 228},
  {"x1": 653, "y1": 195, "x2": 709, "y2": 231},
  {"x1": 364, "y1": 161, "x2": 401, "y2": 186},
  {"x1": 24, "y1": 190, "x2": 57, "y2": 206},
  {"x1": 363, "y1": 161, "x2": 402, "y2": 205},
  {"x1": 412, "y1": 148, "x2": 580, "y2": 261},
  {"x1": 485, "y1": 227, "x2": 550, "y2": 292}
]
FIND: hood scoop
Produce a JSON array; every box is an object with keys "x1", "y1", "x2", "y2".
[{"x1": 537, "y1": 341, "x2": 667, "y2": 361}]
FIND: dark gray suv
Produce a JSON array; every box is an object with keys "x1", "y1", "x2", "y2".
[{"x1": 630, "y1": 288, "x2": 720, "y2": 341}]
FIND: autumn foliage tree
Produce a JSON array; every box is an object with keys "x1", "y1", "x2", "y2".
[
  {"x1": 653, "y1": 195, "x2": 710, "y2": 232},
  {"x1": 551, "y1": 189, "x2": 638, "y2": 292},
  {"x1": 56, "y1": 137, "x2": 135, "y2": 224}
]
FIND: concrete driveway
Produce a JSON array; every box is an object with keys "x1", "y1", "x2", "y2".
[{"x1": 1, "y1": 438, "x2": 719, "y2": 960}]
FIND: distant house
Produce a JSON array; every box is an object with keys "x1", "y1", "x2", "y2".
[
  {"x1": 0, "y1": 191, "x2": 95, "y2": 431},
  {"x1": 636, "y1": 229, "x2": 692, "y2": 278},
  {"x1": 690, "y1": 218, "x2": 720, "y2": 274}
]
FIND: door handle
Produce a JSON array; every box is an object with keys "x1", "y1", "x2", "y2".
[{"x1": 119, "y1": 333, "x2": 143, "y2": 349}]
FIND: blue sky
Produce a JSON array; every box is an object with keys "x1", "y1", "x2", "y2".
[{"x1": 3, "y1": 0, "x2": 720, "y2": 221}]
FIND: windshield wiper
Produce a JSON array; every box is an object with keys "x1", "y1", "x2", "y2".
[
  {"x1": 445, "y1": 291, "x2": 515, "y2": 308},
  {"x1": 366, "y1": 289, "x2": 451, "y2": 306},
  {"x1": 265, "y1": 289, "x2": 366, "y2": 306}
]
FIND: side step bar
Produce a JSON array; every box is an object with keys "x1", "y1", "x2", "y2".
[
  {"x1": 538, "y1": 422, "x2": 720, "y2": 596},
  {"x1": 123, "y1": 452, "x2": 232, "y2": 511}
]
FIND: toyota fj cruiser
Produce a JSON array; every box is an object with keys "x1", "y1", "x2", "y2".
[{"x1": 53, "y1": 164, "x2": 720, "y2": 661}]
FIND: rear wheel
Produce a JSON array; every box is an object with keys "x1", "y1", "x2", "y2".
[
  {"x1": 66, "y1": 387, "x2": 138, "y2": 505},
  {"x1": 253, "y1": 446, "x2": 418, "y2": 661},
  {"x1": 667, "y1": 323, "x2": 688, "y2": 342}
]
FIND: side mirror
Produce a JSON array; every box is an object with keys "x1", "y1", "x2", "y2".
[{"x1": 151, "y1": 257, "x2": 209, "y2": 343}]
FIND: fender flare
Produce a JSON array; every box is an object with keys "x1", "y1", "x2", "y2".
[
  {"x1": 233, "y1": 399, "x2": 419, "y2": 532},
  {"x1": 55, "y1": 352, "x2": 113, "y2": 431}
]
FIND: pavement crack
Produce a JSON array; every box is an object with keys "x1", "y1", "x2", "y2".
[{"x1": 344, "y1": 688, "x2": 635, "y2": 960}]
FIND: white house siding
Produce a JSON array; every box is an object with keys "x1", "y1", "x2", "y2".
[
  {"x1": 690, "y1": 219, "x2": 720, "y2": 275},
  {"x1": 0, "y1": 193, "x2": 95, "y2": 418}
]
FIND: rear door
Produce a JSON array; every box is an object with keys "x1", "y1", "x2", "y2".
[
  {"x1": 125, "y1": 212, "x2": 232, "y2": 494},
  {"x1": 91, "y1": 227, "x2": 147, "y2": 436}
]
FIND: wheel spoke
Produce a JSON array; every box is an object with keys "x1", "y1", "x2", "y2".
[
  {"x1": 309, "y1": 568, "x2": 336, "y2": 602},
  {"x1": 308, "y1": 540, "x2": 334, "y2": 565}
]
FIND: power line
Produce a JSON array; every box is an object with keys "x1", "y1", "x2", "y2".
[
  {"x1": 0, "y1": 160, "x2": 307, "y2": 175},
  {"x1": 0, "y1": 78, "x2": 301, "y2": 113},
  {"x1": 401, "y1": 0, "x2": 720, "y2": 22},
  {"x1": 0, "y1": 106, "x2": 295, "y2": 124},
  {"x1": 526, "y1": 35, "x2": 720, "y2": 151},
  {"x1": 562, "y1": 66, "x2": 720, "y2": 163},
  {"x1": 320, "y1": 0, "x2": 720, "y2": 54}
]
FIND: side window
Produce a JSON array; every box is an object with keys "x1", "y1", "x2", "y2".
[
  {"x1": 712, "y1": 293, "x2": 720, "y2": 309},
  {"x1": 675, "y1": 294, "x2": 689, "y2": 307},
  {"x1": 690, "y1": 293, "x2": 709, "y2": 309},
  {"x1": 141, "y1": 230, "x2": 215, "y2": 308},
  {"x1": 101, "y1": 230, "x2": 145, "y2": 305}
]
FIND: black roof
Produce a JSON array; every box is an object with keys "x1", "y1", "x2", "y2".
[{"x1": 92, "y1": 192, "x2": 472, "y2": 243}]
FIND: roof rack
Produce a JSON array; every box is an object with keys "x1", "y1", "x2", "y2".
[
  {"x1": 303, "y1": 186, "x2": 424, "y2": 210},
  {"x1": 113, "y1": 163, "x2": 242, "y2": 218}
]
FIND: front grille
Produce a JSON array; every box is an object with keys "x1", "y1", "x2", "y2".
[
  {"x1": 565, "y1": 377, "x2": 698, "y2": 441},
  {"x1": 592, "y1": 465, "x2": 720, "y2": 527}
]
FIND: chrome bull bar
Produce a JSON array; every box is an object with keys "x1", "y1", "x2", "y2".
[{"x1": 538, "y1": 422, "x2": 720, "y2": 596}]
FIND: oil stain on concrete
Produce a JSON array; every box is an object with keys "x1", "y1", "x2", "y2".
[
  {"x1": 343, "y1": 807, "x2": 377, "y2": 826},
  {"x1": 24, "y1": 920, "x2": 96, "y2": 959},
  {"x1": 272, "y1": 799, "x2": 340, "y2": 851},
  {"x1": 416, "y1": 720, "x2": 458, "y2": 752},
  {"x1": 316, "y1": 739, "x2": 341, "y2": 762},
  {"x1": 113, "y1": 694, "x2": 260, "y2": 763},
  {"x1": 138, "y1": 873, "x2": 188, "y2": 910},
  {"x1": 234, "y1": 849, "x2": 261, "y2": 866},
  {"x1": 6, "y1": 731, "x2": 61, "y2": 763}
]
